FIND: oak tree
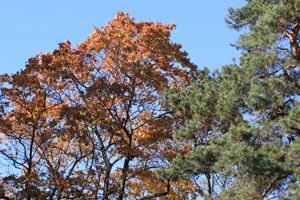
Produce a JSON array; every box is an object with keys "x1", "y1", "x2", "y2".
[{"x1": 0, "y1": 12, "x2": 199, "y2": 199}]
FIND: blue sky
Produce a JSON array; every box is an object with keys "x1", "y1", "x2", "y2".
[{"x1": 0, "y1": 1, "x2": 245, "y2": 74}]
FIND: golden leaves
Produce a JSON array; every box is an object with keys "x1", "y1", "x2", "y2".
[{"x1": 0, "y1": 11, "x2": 200, "y2": 199}]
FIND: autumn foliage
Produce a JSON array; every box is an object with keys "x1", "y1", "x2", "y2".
[
  {"x1": 0, "y1": 12, "x2": 200, "y2": 199},
  {"x1": 2, "y1": 1, "x2": 300, "y2": 199}
]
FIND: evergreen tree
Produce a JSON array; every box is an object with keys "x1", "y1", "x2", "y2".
[{"x1": 162, "y1": 1, "x2": 300, "y2": 199}]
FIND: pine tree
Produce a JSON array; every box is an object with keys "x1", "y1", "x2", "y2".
[{"x1": 161, "y1": 1, "x2": 300, "y2": 199}]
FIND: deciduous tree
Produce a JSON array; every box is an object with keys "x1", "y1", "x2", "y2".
[{"x1": 0, "y1": 12, "x2": 199, "y2": 199}]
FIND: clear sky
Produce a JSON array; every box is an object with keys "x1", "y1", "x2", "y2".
[{"x1": 0, "y1": 0, "x2": 245, "y2": 75}]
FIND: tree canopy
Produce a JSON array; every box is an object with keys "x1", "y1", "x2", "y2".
[
  {"x1": 0, "y1": 12, "x2": 198, "y2": 199},
  {"x1": 0, "y1": 1, "x2": 300, "y2": 199},
  {"x1": 161, "y1": 0, "x2": 300, "y2": 199}
]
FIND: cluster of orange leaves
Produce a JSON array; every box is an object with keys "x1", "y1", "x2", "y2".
[{"x1": 0, "y1": 12, "x2": 202, "y2": 199}]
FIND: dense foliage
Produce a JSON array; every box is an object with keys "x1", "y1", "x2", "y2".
[
  {"x1": 161, "y1": 0, "x2": 300, "y2": 199},
  {"x1": 0, "y1": 13, "x2": 198, "y2": 199},
  {"x1": 0, "y1": 1, "x2": 299, "y2": 199}
]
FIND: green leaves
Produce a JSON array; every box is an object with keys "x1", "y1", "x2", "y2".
[{"x1": 162, "y1": 0, "x2": 300, "y2": 199}]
